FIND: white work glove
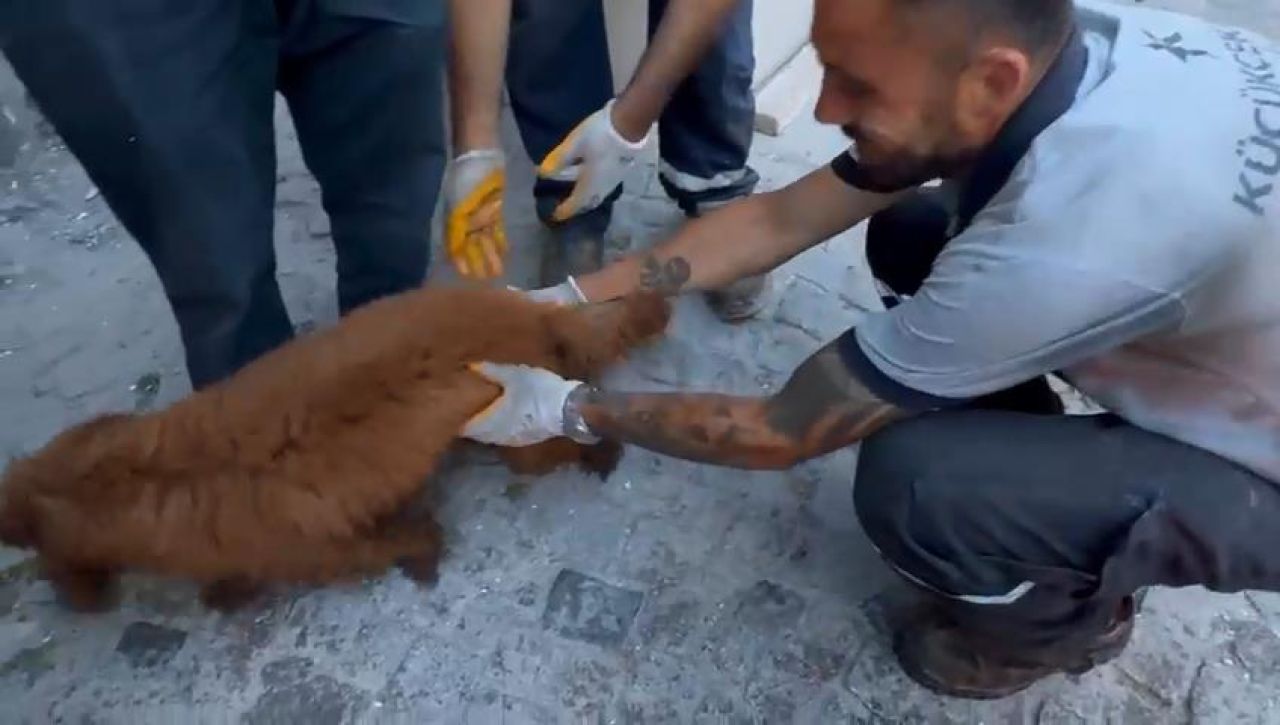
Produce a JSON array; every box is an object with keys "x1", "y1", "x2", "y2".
[
  {"x1": 462, "y1": 363, "x2": 582, "y2": 447},
  {"x1": 538, "y1": 99, "x2": 650, "y2": 222},
  {"x1": 518, "y1": 277, "x2": 588, "y2": 306},
  {"x1": 445, "y1": 149, "x2": 507, "y2": 279}
]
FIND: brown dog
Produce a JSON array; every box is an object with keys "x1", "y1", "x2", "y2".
[{"x1": 0, "y1": 287, "x2": 670, "y2": 612}]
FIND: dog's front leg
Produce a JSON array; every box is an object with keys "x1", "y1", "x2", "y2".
[
  {"x1": 200, "y1": 577, "x2": 265, "y2": 612},
  {"x1": 42, "y1": 558, "x2": 118, "y2": 612}
]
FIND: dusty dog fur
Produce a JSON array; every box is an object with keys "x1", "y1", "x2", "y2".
[{"x1": 0, "y1": 287, "x2": 670, "y2": 612}]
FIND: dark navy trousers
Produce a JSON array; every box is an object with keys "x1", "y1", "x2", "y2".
[
  {"x1": 1, "y1": 0, "x2": 447, "y2": 388},
  {"x1": 506, "y1": 0, "x2": 759, "y2": 238},
  {"x1": 855, "y1": 192, "x2": 1280, "y2": 651}
]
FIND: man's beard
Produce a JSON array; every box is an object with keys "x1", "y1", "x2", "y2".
[{"x1": 841, "y1": 127, "x2": 979, "y2": 193}]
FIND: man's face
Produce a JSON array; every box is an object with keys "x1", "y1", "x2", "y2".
[{"x1": 812, "y1": 0, "x2": 983, "y2": 191}]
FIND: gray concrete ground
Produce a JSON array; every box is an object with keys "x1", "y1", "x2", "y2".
[{"x1": 2, "y1": 1, "x2": 1280, "y2": 722}]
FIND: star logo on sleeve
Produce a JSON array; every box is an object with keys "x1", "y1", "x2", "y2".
[{"x1": 1143, "y1": 31, "x2": 1213, "y2": 62}]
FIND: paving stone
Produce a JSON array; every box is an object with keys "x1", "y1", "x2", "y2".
[
  {"x1": 541, "y1": 568, "x2": 644, "y2": 648},
  {"x1": 115, "y1": 622, "x2": 188, "y2": 669},
  {"x1": 244, "y1": 657, "x2": 371, "y2": 725}
]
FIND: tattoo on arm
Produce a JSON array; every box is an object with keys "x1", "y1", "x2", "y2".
[
  {"x1": 763, "y1": 341, "x2": 904, "y2": 456},
  {"x1": 577, "y1": 340, "x2": 904, "y2": 469},
  {"x1": 638, "y1": 255, "x2": 692, "y2": 296}
]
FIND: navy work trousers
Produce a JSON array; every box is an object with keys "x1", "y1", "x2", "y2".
[{"x1": 1, "y1": 0, "x2": 447, "y2": 388}]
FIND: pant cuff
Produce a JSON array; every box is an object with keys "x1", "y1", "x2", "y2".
[{"x1": 658, "y1": 161, "x2": 759, "y2": 215}]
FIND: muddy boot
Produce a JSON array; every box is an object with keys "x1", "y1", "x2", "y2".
[
  {"x1": 537, "y1": 204, "x2": 610, "y2": 288},
  {"x1": 893, "y1": 595, "x2": 1139, "y2": 700},
  {"x1": 685, "y1": 198, "x2": 772, "y2": 322},
  {"x1": 705, "y1": 273, "x2": 771, "y2": 323}
]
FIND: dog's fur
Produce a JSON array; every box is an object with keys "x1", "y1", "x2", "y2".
[{"x1": 0, "y1": 287, "x2": 670, "y2": 612}]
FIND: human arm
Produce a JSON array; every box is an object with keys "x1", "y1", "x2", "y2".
[
  {"x1": 575, "y1": 340, "x2": 907, "y2": 469},
  {"x1": 447, "y1": 0, "x2": 511, "y2": 152},
  {"x1": 574, "y1": 166, "x2": 905, "y2": 301},
  {"x1": 536, "y1": 0, "x2": 751, "y2": 220},
  {"x1": 608, "y1": 0, "x2": 743, "y2": 140},
  {"x1": 443, "y1": 0, "x2": 513, "y2": 279},
  {"x1": 463, "y1": 340, "x2": 908, "y2": 470}
]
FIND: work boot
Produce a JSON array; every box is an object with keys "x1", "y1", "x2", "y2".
[
  {"x1": 893, "y1": 595, "x2": 1139, "y2": 700},
  {"x1": 705, "y1": 273, "x2": 771, "y2": 322},
  {"x1": 687, "y1": 197, "x2": 772, "y2": 322},
  {"x1": 537, "y1": 204, "x2": 610, "y2": 289}
]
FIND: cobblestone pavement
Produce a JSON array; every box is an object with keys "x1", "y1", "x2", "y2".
[{"x1": 2, "y1": 1, "x2": 1279, "y2": 722}]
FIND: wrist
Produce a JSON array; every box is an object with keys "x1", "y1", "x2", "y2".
[
  {"x1": 607, "y1": 97, "x2": 654, "y2": 145},
  {"x1": 453, "y1": 147, "x2": 504, "y2": 165},
  {"x1": 561, "y1": 383, "x2": 601, "y2": 444},
  {"x1": 454, "y1": 119, "x2": 502, "y2": 155},
  {"x1": 572, "y1": 262, "x2": 638, "y2": 304}
]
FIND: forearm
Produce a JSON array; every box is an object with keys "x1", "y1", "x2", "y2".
[
  {"x1": 574, "y1": 167, "x2": 904, "y2": 302},
  {"x1": 574, "y1": 338, "x2": 905, "y2": 469},
  {"x1": 577, "y1": 190, "x2": 802, "y2": 301},
  {"x1": 448, "y1": 0, "x2": 512, "y2": 151},
  {"x1": 578, "y1": 388, "x2": 898, "y2": 471},
  {"x1": 580, "y1": 391, "x2": 800, "y2": 470},
  {"x1": 611, "y1": 0, "x2": 741, "y2": 140}
]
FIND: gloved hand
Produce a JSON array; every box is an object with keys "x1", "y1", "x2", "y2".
[
  {"x1": 462, "y1": 363, "x2": 582, "y2": 447},
  {"x1": 519, "y1": 276, "x2": 588, "y2": 306},
  {"x1": 445, "y1": 148, "x2": 508, "y2": 280},
  {"x1": 538, "y1": 99, "x2": 650, "y2": 222}
]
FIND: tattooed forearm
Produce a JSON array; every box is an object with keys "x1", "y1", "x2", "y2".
[
  {"x1": 638, "y1": 255, "x2": 692, "y2": 296},
  {"x1": 764, "y1": 341, "x2": 902, "y2": 452},
  {"x1": 579, "y1": 389, "x2": 792, "y2": 469},
  {"x1": 575, "y1": 340, "x2": 904, "y2": 470}
]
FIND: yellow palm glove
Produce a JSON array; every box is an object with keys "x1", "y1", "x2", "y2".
[{"x1": 445, "y1": 149, "x2": 508, "y2": 279}]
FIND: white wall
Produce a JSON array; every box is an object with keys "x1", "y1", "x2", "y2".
[{"x1": 750, "y1": 0, "x2": 815, "y2": 89}]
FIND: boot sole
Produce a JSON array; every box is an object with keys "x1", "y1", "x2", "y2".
[
  {"x1": 892, "y1": 616, "x2": 1135, "y2": 700},
  {"x1": 892, "y1": 631, "x2": 1039, "y2": 700}
]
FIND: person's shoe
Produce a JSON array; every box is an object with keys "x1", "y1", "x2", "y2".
[
  {"x1": 893, "y1": 595, "x2": 1138, "y2": 700},
  {"x1": 681, "y1": 196, "x2": 771, "y2": 323},
  {"x1": 539, "y1": 223, "x2": 606, "y2": 289},
  {"x1": 705, "y1": 273, "x2": 771, "y2": 323}
]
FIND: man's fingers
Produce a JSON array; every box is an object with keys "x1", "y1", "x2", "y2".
[
  {"x1": 464, "y1": 243, "x2": 486, "y2": 280},
  {"x1": 538, "y1": 125, "x2": 585, "y2": 177},
  {"x1": 471, "y1": 195, "x2": 503, "y2": 229},
  {"x1": 481, "y1": 238, "x2": 504, "y2": 279},
  {"x1": 551, "y1": 170, "x2": 594, "y2": 222},
  {"x1": 494, "y1": 223, "x2": 509, "y2": 257}
]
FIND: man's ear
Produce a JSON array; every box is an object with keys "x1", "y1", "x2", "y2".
[{"x1": 955, "y1": 46, "x2": 1032, "y2": 140}]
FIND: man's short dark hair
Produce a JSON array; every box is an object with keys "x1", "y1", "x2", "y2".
[{"x1": 899, "y1": 0, "x2": 1075, "y2": 54}]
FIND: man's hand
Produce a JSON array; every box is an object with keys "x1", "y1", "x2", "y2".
[
  {"x1": 445, "y1": 149, "x2": 508, "y2": 279},
  {"x1": 538, "y1": 100, "x2": 650, "y2": 222},
  {"x1": 462, "y1": 363, "x2": 583, "y2": 446}
]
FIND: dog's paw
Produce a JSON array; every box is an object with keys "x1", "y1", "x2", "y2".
[
  {"x1": 200, "y1": 578, "x2": 264, "y2": 613},
  {"x1": 47, "y1": 565, "x2": 118, "y2": 613},
  {"x1": 397, "y1": 553, "x2": 442, "y2": 586},
  {"x1": 59, "y1": 586, "x2": 118, "y2": 614},
  {"x1": 579, "y1": 440, "x2": 623, "y2": 480}
]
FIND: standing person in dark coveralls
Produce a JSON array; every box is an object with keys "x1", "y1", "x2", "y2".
[
  {"x1": 445, "y1": 0, "x2": 768, "y2": 321},
  {"x1": 461, "y1": 0, "x2": 1280, "y2": 700},
  {"x1": 0, "y1": 0, "x2": 448, "y2": 388}
]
